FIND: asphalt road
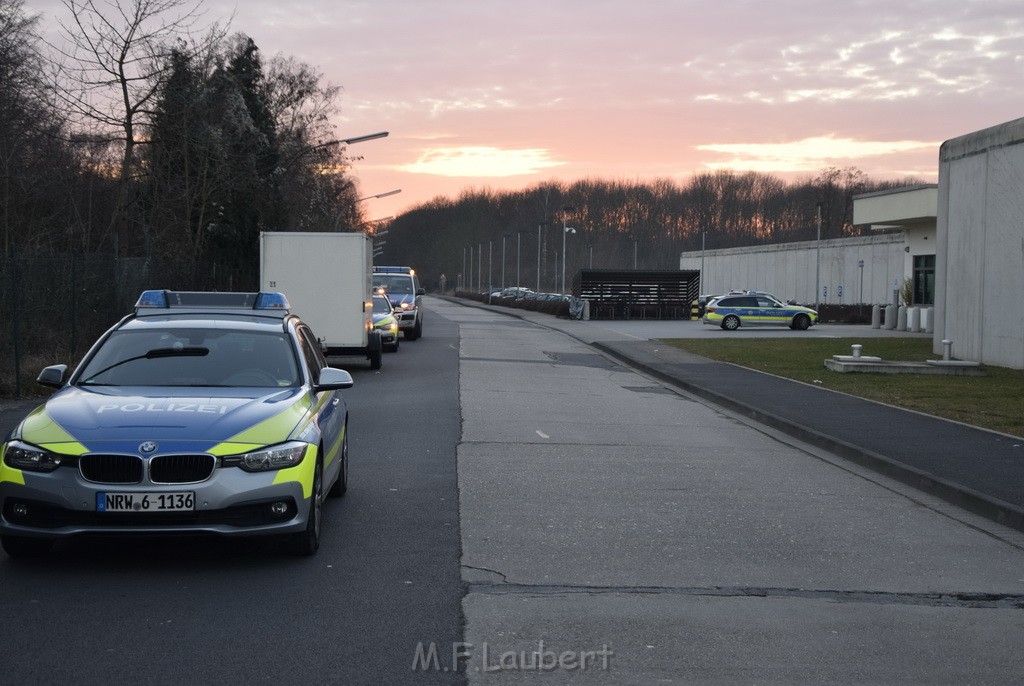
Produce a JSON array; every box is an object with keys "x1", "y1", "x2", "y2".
[{"x1": 0, "y1": 313, "x2": 465, "y2": 685}]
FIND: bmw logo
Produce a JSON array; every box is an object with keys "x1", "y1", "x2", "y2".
[{"x1": 139, "y1": 441, "x2": 158, "y2": 454}]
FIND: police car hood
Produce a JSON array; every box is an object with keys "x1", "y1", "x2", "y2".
[
  {"x1": 28, "y1": 385, "x2": 310, "y2": 453},
  {"x1": 386, "y1": 293, "x2": 415, "y2": 308}
]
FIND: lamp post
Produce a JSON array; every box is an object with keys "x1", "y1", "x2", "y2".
[
  {"x1": 815, "y1": 203, "x2": 822, "y2": 311},
  {"x1": 700, "y1": 230, "x2": 706, "y2": 295},
  {"x1": 561, "y1": 207, "x2": 576, "y2": 295},
  {"x1": 468, "y1": 245, "x2": 474, "y2": 293},
  {"x1": 280, "y1": 131, "x2": 389, "y2": 169},
  {"x1": 477, "y1": 242, "x2": 482, "y2": 292},
  {"x1": 501, "y1": 234, "x2": 510, "y2": 289},
  {"x1": 562, "y1": 225, "x2": 576, "y2": 294},
  {"x1": 633, "y1": 239, "x2": 638, "y2": 269},
  {"x1": 536, "y1": 223, "x2": 545, "y2": 292},
  {"x1": 488, "y1": 239, "x2": 493, "y2": 298},
  {"x1": 516, "y1": 231, "x2": 523, "y2": 288}
]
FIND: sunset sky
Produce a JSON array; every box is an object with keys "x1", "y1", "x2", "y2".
[{"x1": 31, "y1": 0, "x2": 1024, "y2": 220}]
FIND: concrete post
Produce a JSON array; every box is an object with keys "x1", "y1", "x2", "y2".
[
  {"x1": 942, "y1": 339, "x2": 953, "y2": 361},
  {"x1": 897, "y1": 305, "x2": 908, "y2": 331},
  {"x1": 924, "y1": 307, "x2": 934, "y2": 334},
  {"x1": 883, "y1": 305, "x2": 897, "y2": 330},
  {"x1": 909, "y1": 307, "x2": 921, "y2": 333},
  {"x1": 871, "y1": 304, "x2": 881, "y2": 329}
]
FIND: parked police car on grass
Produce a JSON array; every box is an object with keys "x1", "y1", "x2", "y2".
[
  {"x1": 0, "y1": 291, "x2": 353, "y2": 558},
  {"x1": 703, "y1": 292, "x2": 818, "y2": 330}
]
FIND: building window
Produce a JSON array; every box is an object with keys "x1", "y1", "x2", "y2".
[{"x1": 913, "y1": 254, "x2": 935, "y2": 305}]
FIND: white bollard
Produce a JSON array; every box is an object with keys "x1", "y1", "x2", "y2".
[
  {"x1": 851, "y1": 344, "x2": 862, "y2": 358},
  {"x1": 942, "y1": 339, "x2": 953, "y2": 361},
  {"x1": 909, "y1": 307, "x2": 921, "y2": 333},
  {"x1": 871, "y1": 304, "x2": 881, "y2": 329},
  {"x1": 897, "y1": 305, "x2": 908, "y2": 331},
  {"x1": 924, "y1": 307, "x2": 934, "y2": 334}
]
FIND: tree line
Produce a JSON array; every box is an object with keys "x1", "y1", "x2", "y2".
[
  {"x1": 380, "y1": 169, "x2": 922, "y2": 294},
  {"x1": 1, "y1": 0, "x2": 364, "y2": 282},
  {"x1": 1, "y1": 0, "x2": 366, "y2": 393}
]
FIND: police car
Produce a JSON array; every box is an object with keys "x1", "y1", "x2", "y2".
[
  {"x1": 372, "y1": 266, "x2": 425, "y2": 340},
  {"x1": 371, "y1": 293, "x2": 400, "y2": 352},
  {"x1": 0, "y1": 291, "x2": 353, "y2": 558},
  {"x1": 703, "y1": 292, "x2": 818, "y2": 330}
]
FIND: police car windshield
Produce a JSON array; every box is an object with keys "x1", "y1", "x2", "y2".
[
  {"x1": 78, "y1": 329, "x2": 300, "y2": 387},
  {"x1": 372, "y1": 296, "x2": 392, "y2": 314},
  {"x1": 373, "y1": 274, "x2": 414, "y2": 294}
]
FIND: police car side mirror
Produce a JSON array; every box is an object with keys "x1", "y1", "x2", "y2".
[
  {"x1": 316, "y1": 367, "x2": 354, "y2": 391},
  {"x1": 416, "y1": 287, "x2": 426, "y2": 296},
  {"x1": 37, "y1": 364, "x2": 68, "y2": 389}
]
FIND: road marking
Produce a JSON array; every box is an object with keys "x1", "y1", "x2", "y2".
[{"x1": 536, "y1": 430, "x2": 550, "y2": 439}]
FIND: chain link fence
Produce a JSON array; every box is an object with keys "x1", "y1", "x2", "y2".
[{"x1": 1, "y1": 254, "x2": 254, "y2": 397}]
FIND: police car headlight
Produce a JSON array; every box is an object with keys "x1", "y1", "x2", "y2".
[
  {"x1": 235, "y1": 442, "x2": 307, "y2": 472},
  {"x1": 400, "y1": 302, "x2": 411, "y2": 310},
  {"x1": 4, "y1": 441, "x2": 65, "y2": 473}
]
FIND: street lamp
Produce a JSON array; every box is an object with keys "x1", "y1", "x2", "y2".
[
  {"x1": 562, "y1": 225, "x2": 576, "y2": 294},
  {"x1": 281, "y1": 131, "x2": 389, "y2": 170},
  {"x1": 357, "y1": 188, "x2": 401, "y2": 202},
  {"x1": 815, "y1": 203, "x2": 822, "y2": 311}
]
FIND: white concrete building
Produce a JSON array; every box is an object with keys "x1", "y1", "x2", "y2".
[
  {"x1": 679, "y1": 185, "x2": 938, "y2": 307},
  {"x1": 936, "y1": 118, "x2": 1024, "y2": 369},
  {"x1": 679, "y1": 234, "x2": 906, "y2": 305}
]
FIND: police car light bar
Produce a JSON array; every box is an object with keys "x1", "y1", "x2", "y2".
[
  {"x1": 135, "y1": 290, "x2": 291, "y2": 313},
  {"x1": 373, "y1": 266, "x2": 414, "y2": 275}
]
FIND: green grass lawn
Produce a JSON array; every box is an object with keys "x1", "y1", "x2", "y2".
[{"x1": 661, "y1": 337, "x2": 1024, "y2": 438}]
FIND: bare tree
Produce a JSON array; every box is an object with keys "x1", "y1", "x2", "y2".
[{"x1": 49, "y1": 0, "x2": 220, "y2": 254}]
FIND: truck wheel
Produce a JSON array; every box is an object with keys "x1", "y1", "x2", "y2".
[{"x1": 369, "y1": 348, "x2": 382, "y2": 370}]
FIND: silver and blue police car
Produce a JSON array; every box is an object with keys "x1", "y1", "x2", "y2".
[
  {"x1": 703, "y1": 292, "x2": 818, "y2": 330},
  {"x1": 0, "y1": 291, "x2": 353, "y2": 558},
  {"x1": 372, "y1": 266, "x2": 424, "y2": 340},
  {"x1": 371, "y1": 293, "x2": 400, "y2": 352}
]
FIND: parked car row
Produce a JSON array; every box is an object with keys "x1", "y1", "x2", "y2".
[{"x1": 483, "y1": 287, "x2": 571, "y2": 303}]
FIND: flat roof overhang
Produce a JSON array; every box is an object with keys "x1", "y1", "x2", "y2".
[{"x1": 853, "y1": 184, "x2": 937, "y2": 230}]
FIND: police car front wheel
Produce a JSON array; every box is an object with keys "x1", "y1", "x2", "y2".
[
  {"x1": 286, "y1": 456, "x2": 323, "y2": 556},
  {"x1": 721, "y1": 315, "x2": 741, "y2": 331}
]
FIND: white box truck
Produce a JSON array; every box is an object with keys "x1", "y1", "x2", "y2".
[{"x1": 259, "y1": 231, "x2": 383, "y2": 370}]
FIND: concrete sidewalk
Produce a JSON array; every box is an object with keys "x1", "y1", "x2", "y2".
[{"x1": 441, "y1": 296, "x2": 1024, "y2": 533}]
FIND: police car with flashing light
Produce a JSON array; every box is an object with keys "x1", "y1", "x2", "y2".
[
  {"x1": 0, "y1": 290, "x2": 353, "y2": 558},
  {"x1": 371, "y1": 293, "x2": 400, "y2": 353},
  {"x1": 372, "y1": 266, "x2": 425, "y2": 341},
  {"x1": 703, "y1": 292, "x2": 818, "y2": 330}
]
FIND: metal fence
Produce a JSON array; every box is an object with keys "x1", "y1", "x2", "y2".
[{"x1": 1, "y1": 254, "x2": 254, "y2": 397}]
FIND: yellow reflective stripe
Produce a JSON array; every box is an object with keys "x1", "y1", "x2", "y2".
[
  {"x1": 19, "y1": 406, "x2": 90, "y2": 455},
  {"x1": 207, "y1": 443, "x2": 264, "y2": 457},
  {"x1": 0, "y1": 446, "x2": 25, "y2": 485},
  {"x1": 217, "y1": 396, "x2": 313, "y2": 448},
  {"x1": 272, "y1": 443, "x2": 318, "y2": 499}
]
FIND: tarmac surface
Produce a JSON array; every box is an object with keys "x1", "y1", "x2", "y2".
[{"x1": 447, "y1": 297, "x2": 1024, "y2": 533}]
